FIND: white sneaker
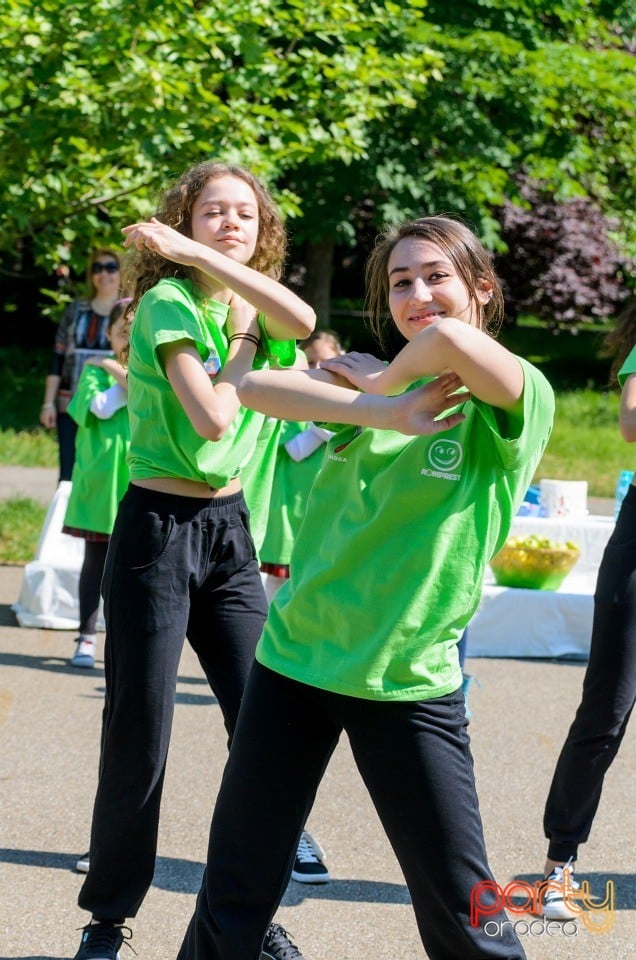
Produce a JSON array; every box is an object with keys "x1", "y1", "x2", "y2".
[
  {"x1": 291, "y1": 831, "x2": 329, "y2": 884},
  {"x1": 71, "y1": 636, "x2": 96, "y2": 669},
  {"x1": 75, "y1": 851, "x2": 90, "y2": 873},
  {"x1": 542, "y1": 858, "x2": 580, "y2": 920}
]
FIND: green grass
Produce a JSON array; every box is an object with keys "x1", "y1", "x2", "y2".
[
  {"x1": 538, "y1": 389, "x2": 630, "y2": 498},
  {"x1": 0, "y1": 497, "x2": 47, "y2": 564}
]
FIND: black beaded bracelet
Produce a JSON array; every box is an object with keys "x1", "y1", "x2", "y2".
[{"x1": 228, "y1": 333, "x2": 261, "y2": 347}]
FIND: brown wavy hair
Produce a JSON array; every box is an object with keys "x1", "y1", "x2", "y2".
[
  {"x1": 364, "y1": 216, "x2": 504, "y2": 356},
  {"x1": 123, "y1": 161, "x2": 287, "y2": 315},
  {"x1": 602, "y1": 300, "x2": 636, "y2": 387}
]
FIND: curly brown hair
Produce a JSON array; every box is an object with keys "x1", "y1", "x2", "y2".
[
  {"x1": 602, "y1": 300, "x2": 636, "y2": 388},
  {"x1": 364, "y1": 216, "x2": 504, "y2": 356},
  {"x1": 123, "y1": 161, "x2": 287, "y2": 315}
]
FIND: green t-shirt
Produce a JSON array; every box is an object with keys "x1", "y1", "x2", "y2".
[
  {"x1": 260, "y1": 421, "x2": 328, "y2": 565},
  {"x1": 241, "y1": 415, "x2": 283, "y2": 556},
  {"x1": 64, "y1": 365, "x2": 130, "y2": 534},
  {"x1": 257, "y1": 357, "x2": 554, "y2": 701},
  {"x1": 127, "y1": 277, "x2": 295, "y2": 490},
  {"x1": 618, "y1": 345, "x2": 636, "y2": 387}
]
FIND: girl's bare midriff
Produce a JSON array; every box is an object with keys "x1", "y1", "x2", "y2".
[{"x1": 132, "y1": 476, "x2": 241, "y2": 498}]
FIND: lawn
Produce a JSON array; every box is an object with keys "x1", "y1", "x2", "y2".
[
  {"x1": 0, "y1": 497, "x2": 47, "y2": 564},
  {"x1": 0, "y1": 325, "x2": 631, "y2": 500}
]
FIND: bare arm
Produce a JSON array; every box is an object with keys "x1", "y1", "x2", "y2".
[
  {"x1": 40, "y1": 374, "x2": 61, "y2": 428},
  {"x1": 238, "y1": 367, "x2": 467, "y2": 436},
  {"x1": 122, "y1": 218, "x2": 315, "y2": 341},
  {"x1": 321, "y1": 317, "x2": 524, "y2": 412},
  {"x1": 620, "y1": 373, "x2": 636, "y2": 442}
]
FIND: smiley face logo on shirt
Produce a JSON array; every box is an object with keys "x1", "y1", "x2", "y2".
[{"x1": 427, "y1": 439, "x2": 463, "y2": 472}]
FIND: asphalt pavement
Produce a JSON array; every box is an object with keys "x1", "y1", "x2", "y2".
[{"x1": 0, "y1": 470, "x2": 633, "y2": 960}]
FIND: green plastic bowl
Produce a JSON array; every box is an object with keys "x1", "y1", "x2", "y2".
[{"x1": 489, "y1": 544, "x2": 580, "y2": 591}]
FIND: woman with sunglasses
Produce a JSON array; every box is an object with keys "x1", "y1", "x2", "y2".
[{"x1": 40, "y1": 249, "x2": 122, "y2": 481}]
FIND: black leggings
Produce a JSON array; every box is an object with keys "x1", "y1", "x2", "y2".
[
  {"x1": 178, "y1": 662, "x2": 525, "y2": 960},
  {"x1": 78, "y1": 540, "x2": 109, "y2": 635},
  {"x1": 544, "y1": 484, "x2": 636, "y2": 862},
  {"x1": 57, "y1": 411, "x2": 77, "y2": 482},
  {"x1": 78, "y1": 485, "x2": 268, "y2": 922}
]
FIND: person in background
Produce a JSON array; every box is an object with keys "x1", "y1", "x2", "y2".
[
  {"x1": 71, "y1": 160, "x2": 314, "y2": 960},
  {"x1": 173, "y1": 214, "x2": 554, "y2": 960},
  {"x1": 40, "y1": 250, "x2": 122, "y2": 481},
  {"x1": 63, "y1": 299, "x2": 132, "y2": 670},
  {"x1": 258, "y1": 329, "x2": 345, "y2": 884},
  {"x1": 539, "y1": 300, "x2": 636, "y2": 920}
]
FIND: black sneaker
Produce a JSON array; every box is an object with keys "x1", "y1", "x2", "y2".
[
  {"x1": 74, "y1": 922, "x2": 132, "y2": 960},
  {"x1": 261, "y1": 922, "x2": 304, "y2": 960},
  {"x1": 291, "y1": 831, "x2": 329, "y2": 884}
]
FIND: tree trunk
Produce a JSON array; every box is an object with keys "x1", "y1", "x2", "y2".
[{"x1": 302, "y1": 236, "x2": 335, "y2": 327}]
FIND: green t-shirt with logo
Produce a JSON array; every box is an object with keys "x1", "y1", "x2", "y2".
[
  {"x1": 257, "y1": 357, "x2": 554, "y2": 701},
  {"x1": 64, "y1": 364, "x2": 130, "y2": 534},
  {"x1": 127, "y1": 277, "x2": 295, "y2": 490}
]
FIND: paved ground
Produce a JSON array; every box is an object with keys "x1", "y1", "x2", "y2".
[{"x1": 1, "y1": 555, "x2": 634, "y2": 960}]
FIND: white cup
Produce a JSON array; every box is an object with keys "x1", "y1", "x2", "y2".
[{"x1": 539, "y1": 479, "x2": 588, "y2": 518}]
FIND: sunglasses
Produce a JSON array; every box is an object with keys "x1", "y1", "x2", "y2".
[{"x1": 91, "y1": 261, "x2": 120, "y2": 274}]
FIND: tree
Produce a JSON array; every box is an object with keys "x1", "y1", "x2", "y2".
[
  {"x1": 495, "y1": 176, "x2": 630, "y2": 328},
  {"x1": 0, "y1": 0, "x2": 439, "y2": 337}
]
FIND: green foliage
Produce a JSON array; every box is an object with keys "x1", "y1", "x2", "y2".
[
  {"x1": 0, "y1": 0, "x2": 439, "y2": 300},
  {"x1": 0, "y1": 497, "x2": 47, "y2": 564}
]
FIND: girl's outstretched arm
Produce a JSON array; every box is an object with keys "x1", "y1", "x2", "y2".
[
  {"x1": 321, "y1": 317, "x2": 524, "y2": 412},
  {"x1": 238, "y1": 367, "x2": 466, "y2": 436},
  {"x1": 122, "y1": 218, "x2": 315, "y2": 340}
]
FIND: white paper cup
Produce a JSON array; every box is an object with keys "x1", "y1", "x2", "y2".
[{"x1": 539, "y1": 479, "x2": 588, "y2": 518}]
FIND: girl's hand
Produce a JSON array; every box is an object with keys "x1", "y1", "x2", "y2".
[
  {"x1": 39, "y1": 404, "x2": 56, "y2": 429},
  {"x1": 84, "y1": 355, "x2": 105, "y2": 368},
  {"x1": 122, "y1": 217, "x2": 198, "y2": 266},
  {"x1": 391, "y1": 372, "x2": 468, "y2": 436},
  {"x1": 318, "y1": 352, "x2": 387, "y2": 394},
  {"x1": 226, "y1": 293, "x2": 259, "y2": 341}
]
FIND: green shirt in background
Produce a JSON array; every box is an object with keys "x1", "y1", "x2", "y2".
[
  {"x1": 127, "y1": 277, "x2": 295, "y2": 497},
  {"x1": 64, "y1": 364, "x2": 130, "y2": 535},
  {"x1": 618, "y1": 345, "x2": 636, "y2": 387},
  {"x1": 257, "y1": 357, "x2": 554, "y2": 702},
  {"x1": 260, "y1": 421, "x2": 329, "y2": 566}
]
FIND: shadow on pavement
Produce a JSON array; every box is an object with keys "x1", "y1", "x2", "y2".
[
  {"x1": 515, "y1": 872, "x2": 636, "y2": 910},
  {"x1": 0, "y1": 650, "x2": 105, "y2": 677},
  {"x1": 0, "y1": 847, "x2": 411, "y2": 906}
]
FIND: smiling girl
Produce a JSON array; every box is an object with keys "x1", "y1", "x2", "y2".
[
  {"x1": 173, "y1": 216, "x2": 554, "y2": 960},
  {"x1": 72, "y1": 162, "x2": 314, "y2": 960}
]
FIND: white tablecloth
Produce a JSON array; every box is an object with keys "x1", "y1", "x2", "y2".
[
  {"x1": 12, "y1": 481, "x2": 104, "y2": 630},
  {"x1": 469, "y1": 514, "x2": 615, "y2": 659}
]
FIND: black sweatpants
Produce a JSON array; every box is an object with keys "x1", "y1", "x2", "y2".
[
  {"x1": 544, "y1": 484, "x2": 636, "y2": 862},
  {"x1": 178, "y1": 661, "x2": 525, "y2": 960},
  {"x1": 78, "y1": 484, "x2": 268, "y2": 921}
]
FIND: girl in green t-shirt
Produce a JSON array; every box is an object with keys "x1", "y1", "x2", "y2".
[
  {"x1": 73, "y1": 162, "x2": 315, "y2": 960},
  {"x1": 173, "y1": 216, "x2": 554, "y2": 960},
  {"x1": 63, "y1": 299, "x2": 132, "y2": 670}
]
